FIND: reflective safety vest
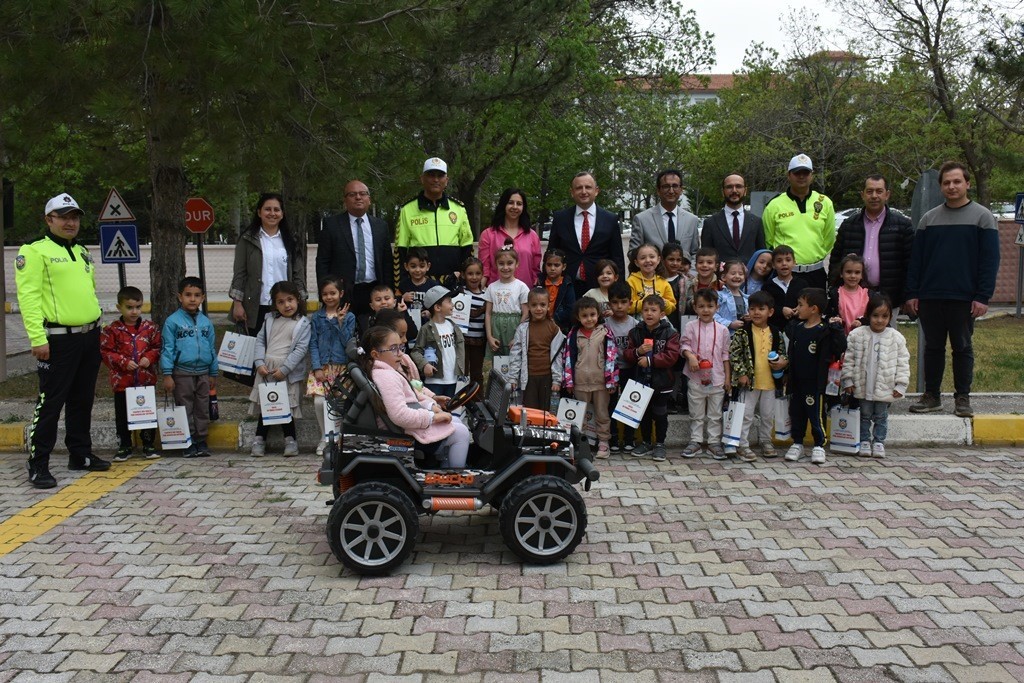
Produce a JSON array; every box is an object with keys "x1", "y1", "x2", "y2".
[
  {"x1": 763, "y1": 190, "x2": 836, "y2": 265},
  {"x1": 395, "y1": 193, "x2": 473, "y2": 277},
  {"x1": 15, "y1": 233, "x2": 102, "y2": 346}
]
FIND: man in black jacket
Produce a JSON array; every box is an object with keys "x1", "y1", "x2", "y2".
[
  {"x1": 828, "y1": 174, "x2": 914, "y2": 309},
  {"x1": 316, "y1": 180, "x2": 393, "y2": 315}
]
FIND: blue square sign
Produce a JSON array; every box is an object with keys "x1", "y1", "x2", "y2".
[
  {"x1": 1016, "y1": 193, "x2": 1024, "y2": 224},
  {"x1": 99, "y1": 224, "x2": 141, "y2": 264}
]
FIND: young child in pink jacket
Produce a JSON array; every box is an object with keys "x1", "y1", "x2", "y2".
[{"x1": 360, "y1": 326, "x2": 471, "y2": 468}]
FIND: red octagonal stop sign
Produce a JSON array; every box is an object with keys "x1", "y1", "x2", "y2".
[{"x1": 185, "y1": 197, "x2": 215, "y2": 233}]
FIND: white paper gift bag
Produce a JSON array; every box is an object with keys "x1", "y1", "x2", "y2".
[
  {"x1": 157, "y1": 404, "x2": 192, "y2": 450},
  {"x1": 611, "y1": 379, "x2": 654, "y2": 430},
  {"x1": 259, "y1": 381, "x2": 293, "y2": 426},
  {"x1": 450, "y1": 293, "x2": 472, "y2": 331},
  {"x1": 774, "y1": 396, "x2": 792, "y2": 440},
  {"x1": 491, "y1": 355, "x2": 512, "y2": 379},
  {"x1": 556, "y1": 397, "x2": 588, "y2": 429},
  {"x1": 829, "y1": 406, "x2": 861, "y2": 454},
  {"x1": 217, "y1": 330, "x2": 256, "y2": 376},
  {"x1": 126, "y1": 385, "x2": 158, "y2": 431},
  {"x1": 722, "y1": 395, "x2": 746, "y2": 448}
]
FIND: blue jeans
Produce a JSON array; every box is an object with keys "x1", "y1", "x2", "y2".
[{"x1": 859, "y1": 400, "x2": 890, "y2": 443}]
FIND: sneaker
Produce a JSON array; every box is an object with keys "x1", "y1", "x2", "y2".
[
  {"x1": 284, "y1": 437, "x2": 300, "y2": 457},
  {"x1": 181, "y1": 445, "x2": 201, "y2": 459},
  {"x1": 954, "y1": 395, "x2": 973, "y2": 418},
  {"x1": 142, "y1": 446, "x2": 161, "y2": 460},
  {"x1": 811, "y1": 446, "x2": 827, "y2": 464},
  {"x1": 68, "y1": 455, "x2": 111, "y2": 472},
  {"x1": 909, "y1": 392, "x2": 942, "y2": 414},
  {"x1": 596, "y1": 441, "x2": 610, "y2": 459},
  {"x1": 622, "y1": 443, "x2": 635, "y2": 452},
  {"x1": 28, "y1": 466, "x2": 57, "y2": 489},
  {"x1": 784, "y1": 444, "x2": 804, "y2": 462},
  {"x1": 858, "y1": 441, "x2": 872, "y2": 457},
  {"x1": 251, "y1": 437, "x2": 266, "y2": 457},
  {"x1": 194, "y1": 441, "x2": 211, "y2": 458},
  {"x1": 652, "y1": 445, "x2": 667, "y2": 462},
  {"x1": 113, "y1": 446, "x2": 133, "y2": 463},
  {"x1": 632, "y1": 443, "x2": 651, "y2": 457},
  {"x1": 871, "y1": 442, "x2": 886, "y2": 458},
  {"x1": 710, "y1": 445, "x2": 728, "y2": 460},
  {"x1": 761, "y1": 443, "x2": 777, "y2": 459},
  {"x1": 681, "y1": 442, "x2": 702, "y2": 458},
  {"x1": 738, "y1": 447, "x2": 757, "y2": 463},
  {"x1": 316, "y1": 438, "x2": 328, "y2": 456}
]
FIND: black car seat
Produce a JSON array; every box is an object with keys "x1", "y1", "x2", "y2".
[{"x1": 345, "y1": 364, "x2": 440, "y2": 465}]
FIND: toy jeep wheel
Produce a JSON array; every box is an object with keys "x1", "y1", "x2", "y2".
[
  {"x1": 499, "y1": 476, "x2": 587, "y2": 564},
  {"x1": 327, "y1": 482, "x2": 419, "y2": 575}
]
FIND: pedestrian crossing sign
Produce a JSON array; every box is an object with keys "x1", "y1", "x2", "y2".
[
  {"x1": 1015, "y1": 192, "x2": 1024, "y2": 223},
  {"x1": 99, "y1": 224, "x2": 141, "y2": 264}
]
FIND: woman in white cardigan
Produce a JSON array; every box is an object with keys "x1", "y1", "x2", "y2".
[{"x1": 841, "y1": 295, "x2": 910, "y2": 458}]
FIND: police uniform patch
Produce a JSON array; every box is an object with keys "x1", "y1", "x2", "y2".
[
  {"x1": 813, "y1": 201, "x2": 823, "y2": 213},
  {"x1": 15, "y1": 255, "x2": 25, "y2": 270},
  {"x1": 449, "y1": 211, "x2": 458, "y2": 224}
]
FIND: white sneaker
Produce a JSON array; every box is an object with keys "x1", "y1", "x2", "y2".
[
  {"x1": 251, "y1": 437, "x2": 266, "y2": 457},
  {"x1": 811, "y1": 446, "x2": 827, "y2": 464},
  {"x1": 871, "y1": 442, "x2": 886, "y2": 458},
  {"x1": 858, "y1": 441, "x2": 871, "y2": 457},
  {"x1": 283, "y1": 437, "x2": 299, "y2": 457},
  {"x1": 784, "y1": 444, "x2": 804, "y2": 462},
  {"x1": 315, "y1": 438, "x2": 328, "y2": 456}
]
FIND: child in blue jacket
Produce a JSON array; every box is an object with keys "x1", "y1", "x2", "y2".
[{"x1": 161, "y1": 277, "x2": 218, "y2": 458}]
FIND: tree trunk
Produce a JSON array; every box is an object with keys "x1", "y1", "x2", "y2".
[{"x1": 148, "y1": 136, "x2": 189, "y2": 326}]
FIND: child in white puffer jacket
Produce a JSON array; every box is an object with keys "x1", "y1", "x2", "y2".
[{"x1": 841, "y1": 295, "x2": 910, "y2": 459}]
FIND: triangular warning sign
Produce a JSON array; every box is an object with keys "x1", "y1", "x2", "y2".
[
  {"x1": 98, "y1": 188, "x2": 136, "y2": 222},
  {"x1": 104, "y1": 229, "x2": 137, "y2": 260},
  {"x1": 1016, "y1": 225, "x2": 1024, "y2": 247}
]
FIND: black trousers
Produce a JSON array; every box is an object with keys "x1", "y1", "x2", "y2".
[
  {"x1": 797, "y1": 267, "x2": 827, "y2": 290},
  {"x1": 918, "y1": 299, "x2": 974, "y2": 396},
  {"x1": 640, "y1": 392, "x2": 670, "y2": 445},
  {"x1": 29, "y1": 327, "x2": 101, "y2": 469},
  {"x1": 113, "y1": 390, "x2": 156, "y2": 449},
  {"x1": 256, "y1": 415, "x2": 296, "y2": 439},
  {"x1": 789, "y1": 386, "x2": 827, "y2": 447},
  {"x1": 349, "y1": 281, "x2": 376, "y2": 317}
]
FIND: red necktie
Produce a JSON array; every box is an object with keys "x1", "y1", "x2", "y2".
[
  {"x1": 578, "y1": 210, "x2": 591, "y2": 280},
  {"x1": 732, "y1": 210, "x2": 741, "y2": 249}
]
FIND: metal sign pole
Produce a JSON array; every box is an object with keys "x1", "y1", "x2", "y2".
[
  {"x1": 910, "y1": 170, "x2": 944, "y2": 393},
  {"x1": 196, "y1": 233, "x2": 208, "y2": 316}
]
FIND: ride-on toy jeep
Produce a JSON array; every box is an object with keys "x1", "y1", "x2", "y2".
[{"x1": 317, "y1": 364, "x2": 599, "y2": 575}]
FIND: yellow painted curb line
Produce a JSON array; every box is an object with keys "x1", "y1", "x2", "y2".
[
  {"x1": 972, "y1": 414, "x2": 1024, "y2": 446},
  {"x1": 0, "y1": 459, "x2": 154, "y2": 556},
  {"x1": 0, "y1": 424, "x2": 25, "y2": 450},
  {"x1": 208, "y1": 421, "x2": 239, "y2": 451}
]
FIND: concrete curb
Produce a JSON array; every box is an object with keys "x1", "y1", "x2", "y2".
[{"x1": 1, "y1": 413, "x2": 1016, "y2": 453}]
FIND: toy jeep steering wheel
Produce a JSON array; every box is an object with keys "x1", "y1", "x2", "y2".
[{"x1": 446, "y1": 382, "x2": 481, "y2": 412}]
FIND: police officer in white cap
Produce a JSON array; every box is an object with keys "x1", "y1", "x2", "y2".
[
  {"x1": 394, "y1": 157, "x2": 474, "y2": 284},
  {"x1": 15, "y1": 193, "x2": 110, "y2": 489},
  {"x1": 762, "y1": 154, "x2": 836, "y2": 290}
]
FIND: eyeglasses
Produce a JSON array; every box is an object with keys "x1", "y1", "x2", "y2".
[
  {"x1": 790, "y1": 170, "x2": 812, "y2": 177},
  {"x1": 377, "y1": 344, "x2": 402, "y2": 355},
  {"x1": 659, "y1": 184, "x2": 682, "y2": 190},
  {"x1": 345, "y1": 191, "x2": 370, "y2": 198}
]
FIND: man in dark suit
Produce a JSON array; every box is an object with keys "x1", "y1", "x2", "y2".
[
  {"x1": 316, "y1": 179, "x2": 393, "y2": 315},
  {"x1": 701, "y1": 173, "x2": 766, "y2": 265},
  {"x1": 547, "y1": 172, "x2": 625, "y2": 300}
]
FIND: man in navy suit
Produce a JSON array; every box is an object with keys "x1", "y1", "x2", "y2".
[
  {"x1": 700, "y1": 173, "x2": 766, "y2": 264},
  {"x1": 547, "y1": 172, "x2": 625, "y2": 300},
  {"x1": 316, "y1": 179, "x2": 394, "y2": 315}
]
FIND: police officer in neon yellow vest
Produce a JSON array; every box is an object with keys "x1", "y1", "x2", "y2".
[
  {"x1": 762, "y1": 154, "x2": 836, "y2": 290},
  {"x1": 394, "y1": 157, "x2": 474, "y2": 284},
  {"x1": 15, "y1": 193, "x2": 111, "y2": 489}
]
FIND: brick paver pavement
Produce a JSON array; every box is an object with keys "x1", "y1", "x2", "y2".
[{"x1": 1, "y1": 447, "x2": 1023, "y2": 681}]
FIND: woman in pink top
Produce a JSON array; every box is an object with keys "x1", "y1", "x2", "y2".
[
  {"x1": 361, "y1": 326, "x2": 471, "y2": 468},
  {"x1": 478, "y1": 188, "x2": 542, "y2": 286}
]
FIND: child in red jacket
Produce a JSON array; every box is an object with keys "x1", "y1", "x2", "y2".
[
  {"x1": 100, "y1": 286, "x2": 162, "y2": 461},
  {"x1": 624, "y1": 295, "x2": 681, "y2": 462}
]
